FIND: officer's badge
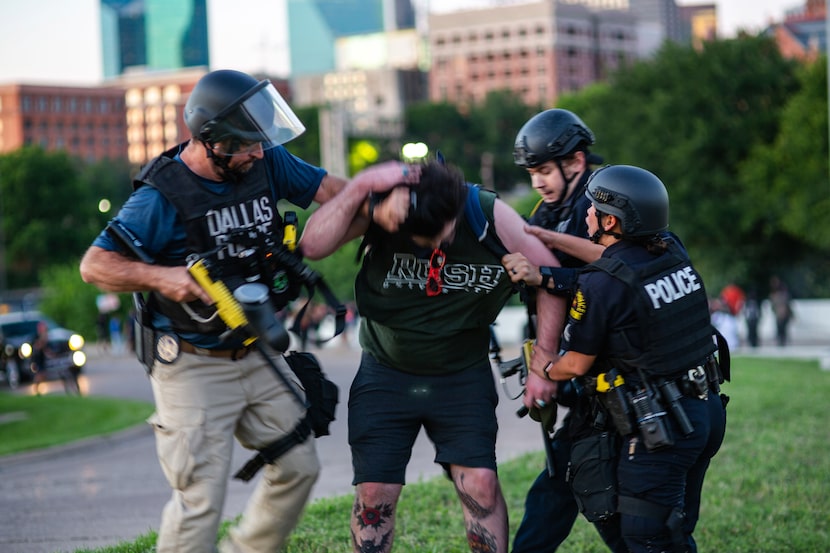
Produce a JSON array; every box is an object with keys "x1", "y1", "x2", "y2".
[
  {"x1": 569, "y1": 289, "x2": 587, "y2": 321},
  {"x1": 155, "y1": 333, "x2": 180, "y2": 364}
]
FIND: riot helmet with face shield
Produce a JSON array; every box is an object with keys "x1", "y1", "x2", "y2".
[{"x1": 184, "y1": 70, "x2": 305, "y2": 156}]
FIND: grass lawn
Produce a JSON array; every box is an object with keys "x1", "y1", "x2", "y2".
[
  {"x1": 0, "y1": 393, "x2": 153, "y2": 456},
  {"x1": 7, "y1": 356, "x2": 828, "y2": 553}
]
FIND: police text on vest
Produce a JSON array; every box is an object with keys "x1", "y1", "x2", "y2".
[{"x1": 644, "y1": 267, "x2": 701, "y2": 309}]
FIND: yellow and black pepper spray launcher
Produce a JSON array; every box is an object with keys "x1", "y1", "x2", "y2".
[
  {"x1": 187, "y1": 259, "x2": 254, "y2": 346},
  {"x1": 187, "y1": 258, "x2": 306, "y2": 404}
]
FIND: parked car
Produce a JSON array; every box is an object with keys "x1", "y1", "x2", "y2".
[{"x1": 0, "y1": 311, "x2": 86, "y2": 390}]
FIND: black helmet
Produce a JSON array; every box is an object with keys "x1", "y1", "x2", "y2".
[
  {"x1": 184, "y1": 69, "x2": 305, "y2": 152},
  {"x1": 513, "y1": 109, "x2": 595, "y2": 168},
  {"x1": 585, "y1": 165, "x2": 669, "y2": 237}
]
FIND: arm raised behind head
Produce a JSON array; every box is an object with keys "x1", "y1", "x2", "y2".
[{"x1": 300, "y1": 161, "x2": 419, "y2": 260}]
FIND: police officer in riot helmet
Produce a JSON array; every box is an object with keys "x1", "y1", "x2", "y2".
[
  {"x1": 529, "y1": 165, "x2": 728, "y2": 553},
  {"x1": 80, "y1": 69, "x2": 407, "y2": 553},
  {"x1": 183, "y1": 69, "x2": 307, "y2": 182},
  {"x1": 506, "y1": 110, "x2": 625, "y2": 552},
  {"x1": 513, "y1": 109, "x2": 604, "y2": 267}
]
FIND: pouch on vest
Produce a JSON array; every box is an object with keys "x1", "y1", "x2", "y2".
[{"x1": 567, "y1": 431, "x2": 619, "y2": 522}]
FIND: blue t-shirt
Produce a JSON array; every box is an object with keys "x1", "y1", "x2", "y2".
[{"x1": 92, "y1": 144, "x2": 327, "y2": 347}]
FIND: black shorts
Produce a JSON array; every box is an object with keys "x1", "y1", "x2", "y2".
[{"x1": 348, "y1": 352, "x2": 499, "y2": 485}]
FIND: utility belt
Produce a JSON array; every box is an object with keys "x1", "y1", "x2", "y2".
[
  {"x1": 591, "y1": 360, "x2": 720, "y2": 452},
  {"x1": 131, "y1": 293, "x2": 248, "y2": 372}
]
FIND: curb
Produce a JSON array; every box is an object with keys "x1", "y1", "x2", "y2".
[{"x1": 0, "y1": 421, "x2": 152, "y2": 469}]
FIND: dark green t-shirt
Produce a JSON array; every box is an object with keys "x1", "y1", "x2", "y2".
[{"x1": 356, "y1": 188, "x2": 515, "y2": 374}]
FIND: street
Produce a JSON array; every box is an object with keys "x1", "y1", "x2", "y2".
[{"x1": 0, "y1": 341, "x2": 546, "y2": 553}]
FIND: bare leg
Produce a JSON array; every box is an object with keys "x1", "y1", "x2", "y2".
[
  {"x1": 451, "y1": 466, "x2": 508, "y2": 553},
  {"x1": 351, "y1": 482, "x2": 402, "y2": 553}
]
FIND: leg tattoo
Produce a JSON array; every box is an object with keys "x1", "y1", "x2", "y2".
[
  {"x1": 456, "y1": 472, "x2": 495, "y2": 520},
  {"x1": 467, "y1": 520, "x2": 498, "y2": 553},
  {"x1": 351, "y1": 498, "x2": 395, "y2": 553}
]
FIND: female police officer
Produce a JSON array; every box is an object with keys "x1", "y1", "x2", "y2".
[{"x1": 529, "y1": 165, "x2": 727, "y2": 553}]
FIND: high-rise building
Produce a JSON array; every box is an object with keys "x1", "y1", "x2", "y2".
[
  {"x1": 287, "y1": 0, "x2": 415, "y2": 76},
  {"x1": 0, "y1": 83, "x2": 127, "y2": 161},
  {"x1": 627, "y1": 0, "x2": 683, "y2": 57},
  {"x1": 428, "y1": 0, "x2": 637, "y2": 107},
  {"x1": 768, "y1": 0, "x2": 826, "y2": 60},
  {"x1": 101, "y1": 0, "x2": 209, "y2": 79}
]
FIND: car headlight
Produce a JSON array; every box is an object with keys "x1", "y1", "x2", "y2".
[
  {"x1": 69, "y1": 334, "x2": 85, "y2": 351},
  {"x1": 19, "y1": 342, "x2": 32, "y2": 358},
  {"x1": 72, "y1": 351, "x2": 86, "y2": 367}
]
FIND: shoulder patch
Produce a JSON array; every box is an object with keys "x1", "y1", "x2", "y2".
[{"x1": 569, "y1": 289, "x2": 587, "y2": 321}]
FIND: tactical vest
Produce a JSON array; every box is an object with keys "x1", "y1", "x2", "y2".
[
  {"x1": 133, "y1": 148, "x2": 283, "y2": 335},
  {"x1": 585, "y1": 239, "x2": 716, "y2": 378}
]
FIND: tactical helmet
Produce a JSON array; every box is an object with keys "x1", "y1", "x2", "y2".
[
  {"x1": 184, "y1": 70, "x2": 305, "y2": 152},
  {"x1": 585, "y1": 165, "x2": 669, "y2": 237},
  {"x1": 513, "y1": 109, "x2": 595, "y2": 168}
]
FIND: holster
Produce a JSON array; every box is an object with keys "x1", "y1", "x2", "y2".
[
  {"x1": 567, "y1": 431, "x2": 619, "y2": 522},
  {"x1": 132, "y1": 292, "x2": 156, "y2": 374}
]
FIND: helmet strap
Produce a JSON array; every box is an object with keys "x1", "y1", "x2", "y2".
[
  {"x1": 201, "y1": 139, "x2": 244, "y2": 183},
  {"x1": 555, "y1": 157, "x2": 581, "y2": 204},
  {"x1": 589, "y1": 211, "x2": 622, "y2": 243}
]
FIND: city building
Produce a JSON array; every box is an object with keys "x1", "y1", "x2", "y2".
[
  {"x1": 428, "y1": 0, "x2": 638, "y2": 107},
  {"x1": 109, "y1": 68, "x2": 204, "y2": 164},
  {"x1": 767, "y1": 0, "x2": 827, "y2": 60},
  {"x1": 101, "y1": 0, "x2": 209, "y2": 79},
  {"x1": 0, "y1": 83, "x2": 127, "y2": 161},
  {"x1": 287, "y1": 0, "x2": 415, "y2": 76},
  {"x1": 678, "y1": 3, "x2": 717, "y2": 50},
  {"x1": 110, "y1": 68, "x2": 291, "y2": 165},
  {"x1": 292, "y1": 29, "x2": 426, "y2": 176},
  {"x1": 0, "y1": 68, "x2": 290, "y2": 166},
  {"x1": 627, "y1": 0, "x2": 682, "y2": 57}
]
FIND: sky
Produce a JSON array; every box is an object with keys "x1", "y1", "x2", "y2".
[{"x1": 0, "y1": 0, "x2": 813, "y2": 86}]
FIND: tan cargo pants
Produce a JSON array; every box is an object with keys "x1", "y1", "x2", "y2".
[{"x1": 148, "y1": 348, "x2": 319, "y2": 553}]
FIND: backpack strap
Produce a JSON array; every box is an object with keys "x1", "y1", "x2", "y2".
[{"x1": 464, "y1": 183, "x2": 508, "y2": 258}]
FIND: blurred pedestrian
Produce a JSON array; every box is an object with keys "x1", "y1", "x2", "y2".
[
  {"x1": 742, "y1": 290, "x2": 761, "y2": 348},
  {"x1": 720, "y1": 283, "x2": 745, "y2": 317},
  {"x1": 769, "y1": 276, "x2": 793, "y2": 346},
  {"x1": 31, "y1": 320, "x2": 52, "y2": 393}
]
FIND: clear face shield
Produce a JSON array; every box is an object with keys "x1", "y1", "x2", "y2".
[{"x1": 207, "y1": 81, "x2": 306, "y2": 156}]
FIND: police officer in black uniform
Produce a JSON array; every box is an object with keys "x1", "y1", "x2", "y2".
[
  {"x1": 531, "y1": 165, "x2": 728, "y2": 553},
  {"x1": 505, "y1": 109, "x2": 627, "y2": 552}
]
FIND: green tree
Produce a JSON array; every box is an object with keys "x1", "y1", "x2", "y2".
[
  {"x1": 286, "y1": 106, "x2": 323, "y2": 167},
  {"x1": 80, "y1": 157, "x2": 136, "y2": 224},
  {"x1": 403, "y1": 101, "x2": 471, "y2": 175},
  {"x1": 467, "y1": 90, "x2": 541, "y2": 191},
  {"x1": 0, "y1": 147, "x2": 97, "y2": 288},
  {"x1": 739, "y1": 56, "x2": 830, "y2": 296},
  {"x1": 38, "y1": 261, "x2": 109, "y2": 339},
  {"x1": 559, "y1": 35, "x2": 802, "y2": 293}
]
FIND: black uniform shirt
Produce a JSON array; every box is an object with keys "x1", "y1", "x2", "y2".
[
  {"x1": 528, "y1": 174, "x2": 592, "y2": 268},
  {"x1": 561, "y1": 240, "x2": 653, "y2": 360}
]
